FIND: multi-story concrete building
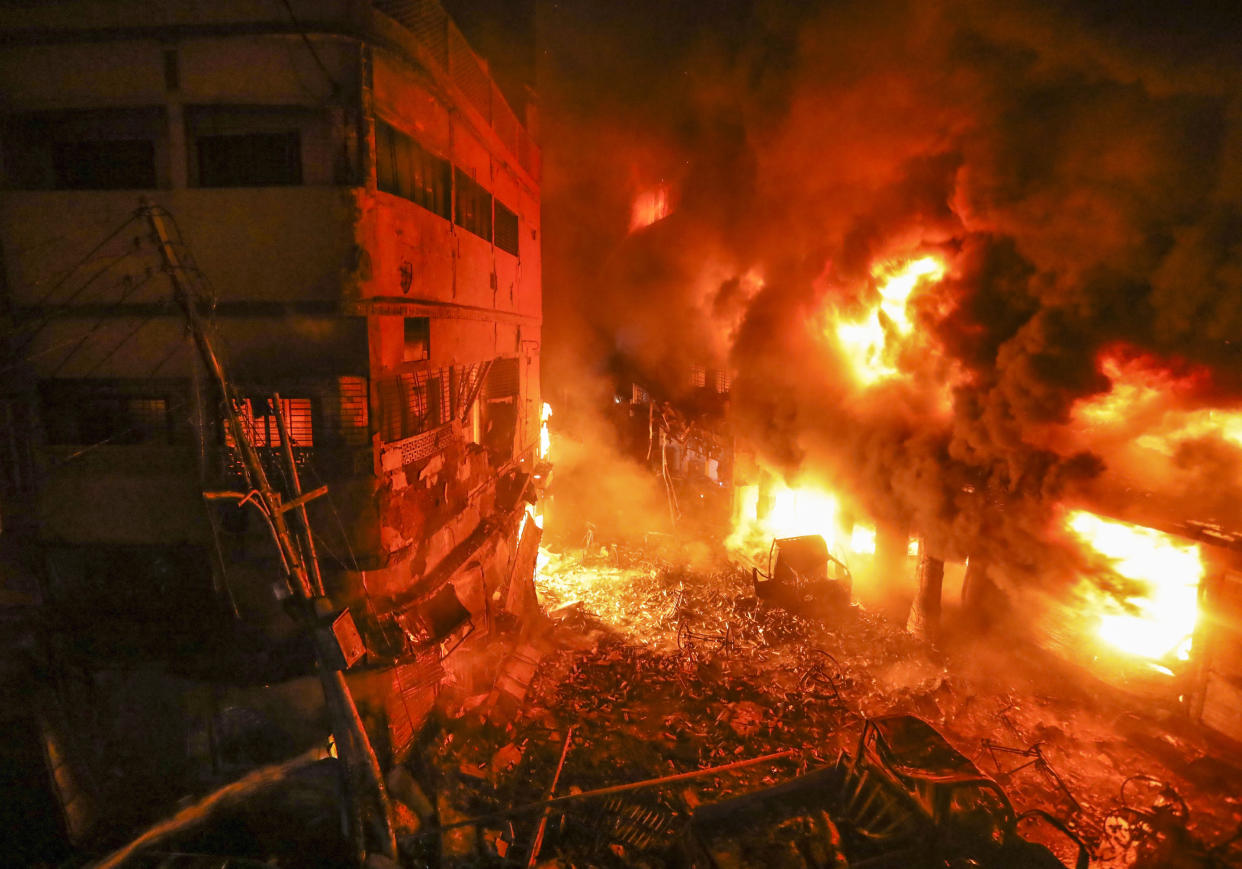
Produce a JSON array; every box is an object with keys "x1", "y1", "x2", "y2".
[{"x1": 0, "y1": 0, "x2": 542, "y2": 855}]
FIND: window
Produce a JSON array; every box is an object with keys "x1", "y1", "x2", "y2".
[
  {"x1": 404, "y1": 317, "x2": 430, "y2": 362},
  {"x1": 376, "y1": 369, "x2": 451, "y2": 442},
  {"x1": 494, "y1": 200, "x2": 519, "y2": 255},
  {"x1": 337, "y1": 377, "x2": 370, "y2": 447},
  {"x1": 40, "y1": 382, "x2": 172, "y2": 446},
  {"x1": 375, "y1": 121, "x2": 451, "y2": 219},
  {"x1": 52, "y1": 139, "x2": 156, "y2": 190},
  {"x1": 454, "y1": 168, "x2": 492, "y2": 241},
  {"x1": 3, "y1": 108, "x2": 165, "y2": 190},
  {"x1": 481, "y1": 357, "x2": 519, "y2": 460},
  {"x1": 228, "y1": 397, "x2": 314, "y2": 448},
  {"x1": 186, "y1": 106, "x2": 324, "y2": 188},
  {"x1": 196, "y1": 131, "x2": 301, "y2": 187}
]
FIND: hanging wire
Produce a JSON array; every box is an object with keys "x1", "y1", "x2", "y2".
[
  {"x1": 49, "y1": 268, "x2": 159, "y2": 377},
  {"x1": 277, "y1": 0, "x2": 342, "y2": 96},
  {"x1": 19, "y1": 209, "x2": 143, "y2": 310}
]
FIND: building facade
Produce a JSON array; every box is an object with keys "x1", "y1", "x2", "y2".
[{"x1": 0, "y1": 0, "x2": 542, "y2": 852}]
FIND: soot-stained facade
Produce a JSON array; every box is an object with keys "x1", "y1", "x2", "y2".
[{"x1": 0, "y1": 0, "x2": 541, "y2": 853}]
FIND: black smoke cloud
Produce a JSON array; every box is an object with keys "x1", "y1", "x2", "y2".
[{"x1": 537, "y1": 0, "x2": 1242, "y2": 573}]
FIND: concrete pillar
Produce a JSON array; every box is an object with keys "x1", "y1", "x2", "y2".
[{"x1": 907, "y1": 540, "x2": 944, "y2": 643}]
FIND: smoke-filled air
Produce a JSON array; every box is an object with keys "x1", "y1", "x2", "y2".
[{"x1": 538, "y1": 0, "x2": 1242, "y2": 604}]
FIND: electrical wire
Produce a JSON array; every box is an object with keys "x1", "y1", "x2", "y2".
[
  {"x1": 19, "y1": 209, "x2": 142, "y2": 310},
  {"x1": 49, "y1": 269, "x2": 159, "y2": 377},
  {"x1": 277, "y1": 0, "x2": 342, "y2": 96}
]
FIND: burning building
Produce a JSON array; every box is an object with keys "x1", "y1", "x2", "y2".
[
  {"x1": 0, "y1": 0, "x2": 540, "y2": 860},
  {"x1": 2, "y1": 0, "x2": 1242, "y2": 864}
]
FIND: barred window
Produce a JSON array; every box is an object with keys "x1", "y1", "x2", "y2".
[
  {"x1": 3, "y1": 107, "x2": 166, "y2": 190},
  {"x1": 229, "y1": 397, "x2": 313, "y2": 448},
  {"x1": 376, "y1": 121, "x2": 451, "y2": 219},
  {"x1": 338, "y1": 377, "x2": 370, "y2": 447},
  {"x1": 40, "y1": 382, "x2": 172, "y2": 446},
  {"x1": 454, "y1": 168, "x2": 492, "y2": 241},
  {"x1": 196, "y1": 131, "x2": 301, "y2": 187},
  {"x1": 53, "y1": 139, "x2": 156, "y2": 190},
  {"x1": 376, "y1": 369, "x2": 452, "y2": 442},
  {"x1": 494, "y1": 200, "x2": 519, "y2": 256}
]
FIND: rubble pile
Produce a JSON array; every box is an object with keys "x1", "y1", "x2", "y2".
[{"x1": 388, "y1": 547, "x2": 1242, "y2": 868}]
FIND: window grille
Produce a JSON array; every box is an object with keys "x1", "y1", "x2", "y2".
[
  {"x1": 376, "y1": 121, "x2": 451, "y2": 219},
  {"x1": 494, "y1": 200, "x2": 519, "y2": 255},
  {"x1": 53, "y1": 140, "x2": 156, "y2": 190},
  {"x1": 227, "y1": 397, "x2": 313, "y2": 448},
  {"x1": 196, "y1": 131, "x2": 301, "y2": 187},
  {"x1": 40, "y1": 382, "x2": 173, "y2": 446},
  {"x1": 454, "y1": 168, "x2": 492, "y2": 241},
  {"x1": 4, "y1": 108, "x2": 165, "y2": 190},
  {"x1": 376, "y1": 369, "x2": 452, "y2": 442},
  {"x1": 338, "y1": 377, "x2": 369, "y2": 447},
  {"x1": 484, "y1": 357, "x2": 520, "y2": 399}
]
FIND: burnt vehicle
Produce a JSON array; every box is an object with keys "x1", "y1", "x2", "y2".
[
  {"x1": 682, "y1": 715, "x2": 1088, "y2": 869},
  {"x1": 752, "y1": 535, "x2": 853, "y2": 613}
]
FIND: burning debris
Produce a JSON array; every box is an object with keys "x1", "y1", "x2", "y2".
[{"x1": 315, "y1": 540, "x2": 1237, "y2": 868}]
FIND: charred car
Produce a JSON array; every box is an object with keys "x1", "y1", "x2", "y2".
[{"x1": 752, "y1": 535, "x2": 853, "y2": 613}]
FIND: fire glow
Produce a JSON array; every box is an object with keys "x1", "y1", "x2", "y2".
[
  {"x1": 833, "y1": 255, "x2": 946, "y2": 387},
  {"x1": 1076, "y1": 352, "x2": 1242, "y2": 454},
  {"x1": 539, "y1": 401, "x2": 552, "y2": 460},
  {"x1": 730, "y1": 481, "x2": 842, "y2": 557},
  {"x1": 1065, "y1": 510, "x2": 1202, "y2": 663},
  {"x1": 630, "y1": 184, "x2": 671, "y2": 231},
  {"x1": 730, "y1": 479, "x2": 882, "y2": 564}
]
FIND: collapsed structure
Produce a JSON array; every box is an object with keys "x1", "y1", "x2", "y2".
[{"x1": 0, "y1": 0, "x2": 542, "y2": 860}]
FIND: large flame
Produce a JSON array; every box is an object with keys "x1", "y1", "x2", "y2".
[
  {"x1": 833, "y1": 255, "x2": 946, "y2": 387},
  {"x1": 1075, "y1": 352, "x2": 1242, "y2": 454},
  {"x1": 539, "y1": 401, "x2": 552, "y2": 461},
  {"x1": 729, "y1": 477, "x2": 883, "y2": 561},
  {"x1": 730, "y1": 479, "x2": 842, "y2": 557},
  {"x1": 630, "y1": 184, "x2": 671, "y2": 231},
  {"x1": 1064, "y1": 509, "x2": 1202, "y2": 663}
]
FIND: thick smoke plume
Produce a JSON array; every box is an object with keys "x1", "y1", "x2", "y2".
[{"x1": 538, "y1": 0, "x2": 1242, "y2": 584}]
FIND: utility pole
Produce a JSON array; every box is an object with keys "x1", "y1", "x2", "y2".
[{"x1": 144, "y1": 203, "x2": 396, "y2": 862}]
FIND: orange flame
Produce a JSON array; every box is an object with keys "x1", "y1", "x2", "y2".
[
  {"x1": 1064, "y1": 509, "x2": 1202, "y2": 663},
  {"x1": 729, "y1": 480, "x2": 843, "y2": 560},
  {"x1": 1075, "y1": 352, "x2": 1242, "y2": 453},
  {"x1": 849, "y1": 524, "x2": 877, "y2": 555},
  {"x1": 630, "y1": 184, "x2": 671, "y2": 231},
  {"x1": 833, "y1": 255, "x2": 946, "y2": 387},
  {"x1": 539, "y1": 401, "x2": 552, "y2": 461}
]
